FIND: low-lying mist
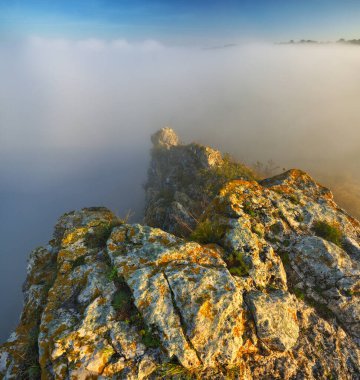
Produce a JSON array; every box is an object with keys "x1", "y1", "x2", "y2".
[{"x1": 1, "y1": 37, "x2": 359, "y2": 340}]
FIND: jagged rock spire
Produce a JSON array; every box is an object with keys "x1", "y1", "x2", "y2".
[{"x1": 151, "y1": 127, "x2": 180, "y2": 149}]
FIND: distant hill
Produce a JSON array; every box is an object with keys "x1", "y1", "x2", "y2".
[{"x1": 278, "y1": 38, "x2": 360, "y2": 45}]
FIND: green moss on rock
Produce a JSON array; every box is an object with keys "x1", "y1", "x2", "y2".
[{"x1": 312, "y1": 221, "x2": 343, "y2": 247}]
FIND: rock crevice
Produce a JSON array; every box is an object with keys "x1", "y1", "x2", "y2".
[
  {"x1": 162, "y1": 270, "x2": 203, "y2": 366},
  {"x1": 1, "y1": 129, "x2": 359, "y2": 379}
]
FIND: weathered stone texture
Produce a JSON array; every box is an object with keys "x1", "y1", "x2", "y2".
[{"x1": 1, "y1": 130, "x2": 359, "y2": 379}]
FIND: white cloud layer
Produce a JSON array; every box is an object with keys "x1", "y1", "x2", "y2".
[
  {"x1": 1, "y1": 37, "x2": 359, "y2": 176},
  {"x1": 27, "y1": 36, "x2": 165, "y2": 51}
]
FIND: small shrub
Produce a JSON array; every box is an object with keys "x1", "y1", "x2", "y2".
[
  {"x1": 316, "y1": 342, "x2": 324, "y2": 352},
  {"x1": 312, "y1": 221, "x2": 343, "y2": 247},
  {"x1": 226, "y1": 251, "x2": 250, "y2": 277},
  {"x1": 224, "y1": 366, "x2": 243, "y2": 380},
  {"x1": 195, "y1": 295, "x2": 209, "y2": 305},
  {"x1": 217, "y1": 154, "x2": 258, "y2": 181},
  {"x1": 190, "y1": 219, "x2": 227, "y2": 244},
  {"x1": 266, "y1": 285, "x2": 280, "y2": 292},
  {"x1": 229, "y1": 266, "x2": 248, "y2": 277}
]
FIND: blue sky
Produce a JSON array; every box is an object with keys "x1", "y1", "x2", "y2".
[{"x1": 1, "y1": 0, "x2": 360, "y2": 43}]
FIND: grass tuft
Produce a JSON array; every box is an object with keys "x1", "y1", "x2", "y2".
[
  {"x1": 190, "y1": 219, "x2": 227, "y2": 245},
  {"x1": 157, "y1": 363, "x2": 201, "y2": 379},
  {"x1": 312, "y1": 221, "x2": 343, "y2": 247}
]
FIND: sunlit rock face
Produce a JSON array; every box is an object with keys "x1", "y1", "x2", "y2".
[
  {"x1": 1, "y1": 130, "x2": 360, "y2": 379},
  {"x1": 203, "y1": 169, "x2": 360, "y2": 346},
  {"x1": 151, "y1": 127, "x2": 180, "y2": 150},
  {"x1": 107, "y1": 224, "x2": 246, "y2": 369}
]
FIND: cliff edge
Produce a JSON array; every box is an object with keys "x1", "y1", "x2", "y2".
[{"x1": 1, "y1": 129, "x2": 359, "y2": 379}]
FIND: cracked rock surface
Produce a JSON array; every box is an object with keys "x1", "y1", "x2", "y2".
[{"x1": 1, "y1": 129, "x2": 360, "y2": 379}]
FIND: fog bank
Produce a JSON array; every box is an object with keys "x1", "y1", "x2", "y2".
[{"x1": 1, "y1": 37, "x2": 360, "y2": 340}]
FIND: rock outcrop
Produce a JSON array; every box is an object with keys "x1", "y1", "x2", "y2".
[
  {"x1": 1, "y1": 128, "x2": 359, "y2": 379},
  {"x1": 144, "y1": 128, "x2": 256, "y2": 237}
]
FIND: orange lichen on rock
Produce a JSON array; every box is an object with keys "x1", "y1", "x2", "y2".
[
  {"x1": 107, "y1": 242, "x2": 118, "y2": 252},
  {"x1": 62, "y1": 227, "x2": 87, "y2": 246},
  {"x1": 199, "y1": 300, "x2": 214, "y2": 321},
  {"x1": 137, "y1": 295, "x2": 152, "y2": 310},
  {"x1": 110, "y1": 228, "x2": 127, "y2": 243},
  {"x1": 236, "y1": 339, "x2": 259, "y2": 357},
  {"x1": 219, "y1": 179, "x2": 258, "y2": 197}
]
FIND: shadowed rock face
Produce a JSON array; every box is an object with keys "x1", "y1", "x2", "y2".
[
  {"x1": 1, "y1": 129, "x2": 360, "y2": 379},
  {"x1": 144, "y1": 128, "x2": 255, "y2": 238}
]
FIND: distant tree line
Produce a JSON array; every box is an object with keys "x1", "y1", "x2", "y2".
[
  {"x1": 337, "y1": 38, "x2": 360, "y2": 45},
  {"x1": 277, "y1": 38, "x2": 360, "y2": 45}
]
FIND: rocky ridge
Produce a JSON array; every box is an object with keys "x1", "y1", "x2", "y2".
[{"x1": 1, "y1": 128, "x2": 359, "y2": 379}]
